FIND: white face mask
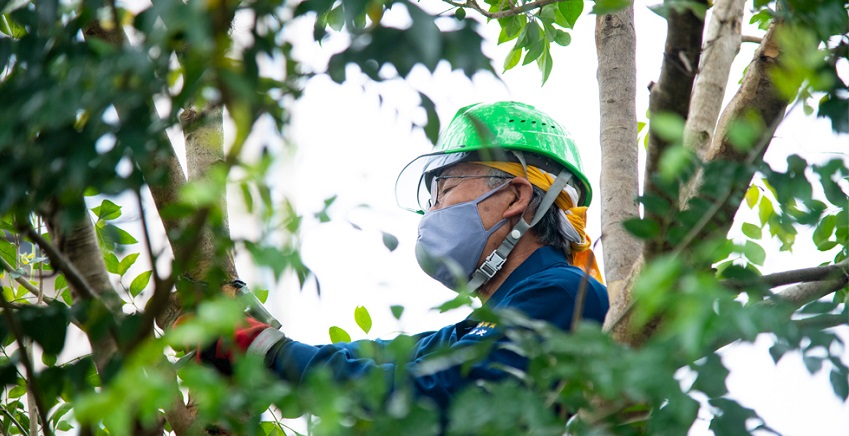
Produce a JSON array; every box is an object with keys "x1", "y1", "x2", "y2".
[{"x1": 414, "y1": 183, "x2": 510, "y2": 291}]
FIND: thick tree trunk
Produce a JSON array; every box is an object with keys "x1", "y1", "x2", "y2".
[
  {"x1": 41, "y1": 205, "x2": 120, "y2": 373},
  {"x1": 643, "y1": 1, "x2": 706, "y2": 257},
  {"x1": 181, "y1": 105, "x2": 236, "y2": 282},
  {"x1": 595, "y1": 7, "x2": 642, "y2": 291}
]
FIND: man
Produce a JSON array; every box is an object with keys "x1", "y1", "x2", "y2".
[{"x1": 201, "y1": 101, "x2": 609, "y2": 415}]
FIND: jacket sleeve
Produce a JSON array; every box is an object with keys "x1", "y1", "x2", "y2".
[{"x1": 263, "y1": 329, "x2": 521, "y2": 409}]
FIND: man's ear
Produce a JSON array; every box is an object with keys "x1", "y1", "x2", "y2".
[{"x1": 503, "y1": 178, "x2": 533, "y2": 219}]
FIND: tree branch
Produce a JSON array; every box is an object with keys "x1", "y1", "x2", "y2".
[
  {"x1": 21, "y1": 225, "x2": 100, "y2": 304},
  {"x1": 0, "y1": 253, "x2": 51, "y2": 301},
  {"x1": 772, "y1": 275, "x2": 849, "y2": 310},
  {"x1": 725, "y1": 258, "x2": 849, "y2": 290},
  {"x1": 0, "y1": 294, "x2": 54, "y2": 436},
  {"x1": 595, "y1": 6, "x2": 642, "y2": 287},
  {"x1": 682, "y1": 0, "x2": 745, "y2": 161},
  {"x1": 741, "y1": 35, "x2": 763, "y2": 44},
  {"x1": 643, "y1": 1, "x2": 707, "y2": 258},
  {"x1": 443, "y1": 0, "x2": 562, "y2": 20},
  {"x1": 0, "y1": 405, "x2": 29, "y2": 436},
  {"x1": 794, "y1": 312, "x2": 848, "y2": 331}
]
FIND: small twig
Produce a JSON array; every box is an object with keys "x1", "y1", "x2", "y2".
[
  {"x1": 0, "y1": 293, "x2": 54, "y2": 436},
  {"x1": 36, "y1": 216, "x2": 44, "y2": 305},
  {"x1": 136, "y1": 190, "x2": 161, "y2": 297},
  {"x1": 741, "y1": 35, "x2": 763, "y2": 44},
  {"x1": 794, "y1": 312, "x2": 848, "y2": 331},
  {"x1": 25, "y1": 338, "x2": 38, "y2": 436},
  {"x1": 0, "y1": 405, "x2": 29, "y2": 436},
  {"x1": 0, "y1": 256, "x2": 43, "y2": 298},
  {"x1": 124, "y1": 208, "x2": 211, "y2": 354}
]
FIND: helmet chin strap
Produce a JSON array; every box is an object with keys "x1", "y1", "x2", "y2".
[{"x1": 465, "y1": 159, "x2": 574, "y2": 293}]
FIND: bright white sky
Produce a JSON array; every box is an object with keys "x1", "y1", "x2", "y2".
[{"x1": 103, "y1": 1, "x2": 849, "y2": 434}]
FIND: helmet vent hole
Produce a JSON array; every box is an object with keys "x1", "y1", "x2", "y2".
[
  {"x1": 532, "y1": 121, "x2": 536, "y2": 124},
  {"x1": 509, "y1": 119, "x2": 514, "y2": 122},
  {"x1": 520, "y1": 120, "x2": 526, "y2": 123}
]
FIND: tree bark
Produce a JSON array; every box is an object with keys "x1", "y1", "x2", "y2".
[
  {"x1": 681, "y1": 21, "x2": 791, "y2": 235},
  {"x1": 41, "y1": 205, "x2": 120, "y2": 373},
  {"x1": 643, "y1": 2, "x2": 706, "y2": 257},
  {"x1": 681, "y1": 0, "x2": 745, "y2": 161},
  {"x1": 181, "y1": 105, "x2": 236, "y2": 282},
  {"x1": 595, "y1": 7, "x2": 642, "y2": 290}
]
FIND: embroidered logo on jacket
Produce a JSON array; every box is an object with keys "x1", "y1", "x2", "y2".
[{"x1": 468, "y1": 322, "x2": 497, "y2": 337}]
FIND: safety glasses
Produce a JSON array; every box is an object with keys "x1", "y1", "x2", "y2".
[{"x1": 425, "y1": 175, "x2": 513, "y2": 212}]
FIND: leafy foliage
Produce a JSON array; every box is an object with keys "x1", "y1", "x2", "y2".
[{"x1": 0, "y1": 0, "x2": 846, "y2": 434}]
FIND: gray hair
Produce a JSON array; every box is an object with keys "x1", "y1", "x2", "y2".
[{"x1": 485, "y1": 168, "x2": 570, "y2": 254}]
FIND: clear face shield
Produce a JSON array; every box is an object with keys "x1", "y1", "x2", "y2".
[{"x1": 394, "y1": 149, "x2": 519, "y2": 215}]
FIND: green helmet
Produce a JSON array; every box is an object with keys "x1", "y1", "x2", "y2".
[{"x1": 396, "y1": 101, "x2": 592, "y2": 214}]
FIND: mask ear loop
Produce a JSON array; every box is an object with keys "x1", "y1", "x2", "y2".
[{"x1": 466, "y1": 151, "x2": 573, "y2": 293}]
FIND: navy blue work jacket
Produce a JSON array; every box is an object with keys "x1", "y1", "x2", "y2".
[{"x1": 266, "y1": 245, "x2": 609, "y2": 410}]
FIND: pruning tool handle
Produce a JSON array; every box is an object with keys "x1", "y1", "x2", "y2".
[{"x1": 174, "y1": 279, "x2": 282, "y2": 369}]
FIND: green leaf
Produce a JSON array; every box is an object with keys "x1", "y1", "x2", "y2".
[
  {"x1": 0, "y1": 238, "x2": 16, "y2": 269},
  {"x1": 591, "y1": 0, "x2": 632, "y2": 15},
  {"x1": 354, "y1": 306, "x2": 372, "y2": 334},
  {"x1": 623, "y1": 217, "x2": 660, "y2": 239},
  {"x1": 743, "y1": 241, "x2": 766, "y2": 266},
  {"x1": 18, "y1": 302, "x2": 69, "y2": 355},
  {"x1": 102, "y1": 224, "x2": 138, "y2": 246},
  {"x1": 315, "y1": 195, "x2": 337, "y2": 223},
  {"x1": 503, "y1": 47, "x2": 522, "y2": 72},
  {"x1": 104, "y1": 252, "x2": 120, "y2": 274},
  {"x1": 831, "y1": 368, "x2": 849, "y2": 401},
  {"x1": 454, "y1": 7, "x2": 466, "y2": 20},
  {"x1": 652, "y1": 112, "x2": 686, "y2": 143},
  {"x1": 50, "y1": 402, "x2": 73, "y2": 425},
  {"x1": 55, "y1": 274, "x2": 67, "y2": 291},
  {"x1": 538, "y1": 48, "x2": 553, "y2": 85},
  {"x1": 518, "y1": 20, "x2": 540, "y2": 49},
  {"x1": 8, "y1": 385, "x2": 26, "y2": 398},
  {"x1": 390, "y1": 305, "x2": 404, "y2": 320},
  {"x1": 813, "y1": 214, "x2": 836, "y2": 249},
  {"x1": 91, "y1": 199, "x2": 122, "y2": 221},
  {"x1": 328, "y1": 326, "x2": 351, "y2": 343},
  {"x1": 381, "y1": 231, "x2": 399, "y2": 252},
  {"x1": 129, "y1": 270, "x2": 152, "y2": 297},
  {"x1": 557, "y1": 0, "x2": 584, "y2": 28},
  {"x1": 745, "y1": 185, "x2": 759, "y2": 209},
  {"x1": 727, "y1": 114, "x2": 764, "y2": 152},
  {"x1": 42, "y1": 353, "x2": 57, "y2": 367},
  {"x1": 553, "y1": 29, "x2": 571, "y2": 46},
  {"x1": 498, "y1": 14, "x2": 524, "y2": 39},
  {"x1": 659, "y1": 145, "x2": 694, "y2": 182},
  {"x1": 758, "y1": 197, "x2": 774, "y2": 226},
  {"x1": 0, "y1": 14, "x2": 26, "y2": 38},
  {"x1": 117, "y1": 253, "x2": 140, "y2": 277},
  {"x1": 419, "y1": 92, "x2": 440, "y2": 145},
  {"x1": 326, "y1": 6, "x2": 344, "y2": 31},
  {"x1": 253, "y1": 288, "x2": 269, "y2": 304},
  {"x1": 741, "y1": 223, "x2": 761, "y2": 239},
  {"x1": 523, "y1": 36, "x2": 544, "y2": 66},
  {"x1": 60, "y1": 289, "x2": 72, "y2": 305},
  {"x1": 240, "y1": 182, "x2": 254, "y2": 214}
]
